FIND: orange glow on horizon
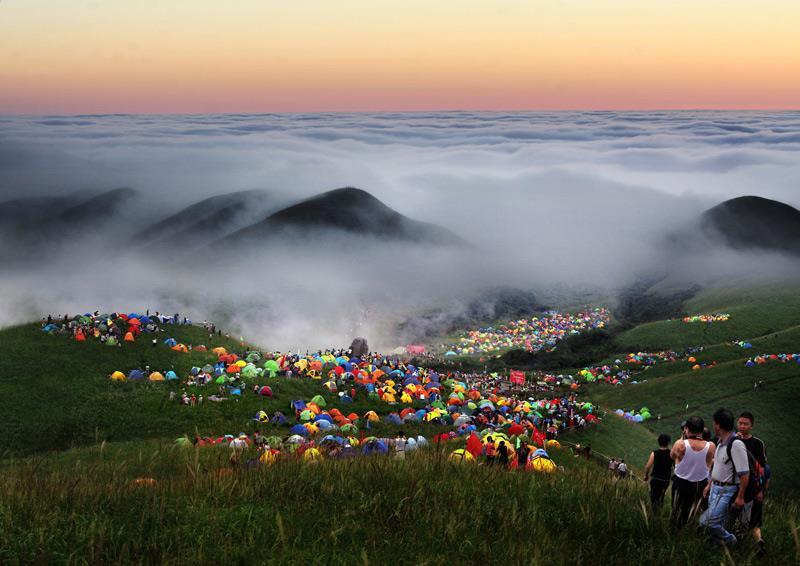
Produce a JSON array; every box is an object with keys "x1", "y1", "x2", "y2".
[{"x1": 1, "y1": 0, "x2": 798, "y2": 114}]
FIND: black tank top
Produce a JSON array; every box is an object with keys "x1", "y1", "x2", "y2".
[{"x1": 652, "y1": 449, "x2": 673, "y2": 481}]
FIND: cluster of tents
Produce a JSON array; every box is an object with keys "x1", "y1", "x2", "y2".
[
  {"x1": 614, "y1": 406, "x2": 653, "y2": 423},
  {"x1": 179, "y1": 427, "x2": 561, "y2": 473},
  {"x1": 446, "y1": 308, "x2": 610, "y2": 356},
  {"x1": 745, "y1": 353, "x2": 800, "y2": 367},
  {"x1": 43, "y1": 311, "x2": 190, "y2": 347},
  {"x1": 682, "y1": 314, "x2": 730, "y2": 323},
  {"x1": 449, "y1": 432, "x2": 560, "y2": 473},
  {"x1": 110, "y1": 369, "x2": 180, "y2": 382},
  {"x1": 538, "y1": 349, "x2": 693, "y2": 387}
]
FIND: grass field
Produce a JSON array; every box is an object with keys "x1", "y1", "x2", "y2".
[{"x1": 1, "y1": 441, "x2": 797, "y2": 565}]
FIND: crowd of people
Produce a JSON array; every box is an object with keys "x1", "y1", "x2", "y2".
[{"x1": 641, "y1": 409, "x2": 770, "y2": 550}]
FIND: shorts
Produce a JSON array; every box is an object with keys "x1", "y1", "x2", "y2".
[{"x1": 741, "y1": 499, "x2": 763, "y2": 529}]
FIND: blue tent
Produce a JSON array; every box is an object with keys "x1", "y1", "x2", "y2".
[
  {"x1": 340, "y1": 395, "x2": 353, "y2": 404},
  {"x1": 291, "y1": 400, "x2": 307, "y2": 411},
  {"x1": 384, "y1": 413, "x2": 403, "y2": 425},
  {"x1": 290, "y1": 424, "x2": 309, "y2": 437},
  {"x1": 361, "y1": 440, "x2": 388, "y2": 456},
  {"x1": 270, "y1": 413, "x2": 288, "y2": 425},
  {"x1": 165, "y1": 371, "x2": 178, "y2": 380},
  {"x1": 128, "y1": 369, "x2": 145, "y2": 381},
  {"x1": 164, "y1": 338, "x2": 177, "y2": 347},
  {"x1": 315, "y1": 414, "x2": 334, "y2": 423}
]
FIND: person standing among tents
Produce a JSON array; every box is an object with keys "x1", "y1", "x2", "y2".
[
  {"x1": 485, "y1": 437, "x2": 497, "y2": 465},
  {"x1": 394, "y1": 432, "x2": 406, "y2": 461},
  {"x1": 497, "y1": 441, "x2": 509, "y2": 467},
  {"x1": 670, "y1": 416, "x2": 714, "y2": 528},
  {"x1": 644, "y1": 434, "x2": 673, "y2": 509},
  {"x1": 517, "y1": 443, "x2": 530, "y2": 470}
]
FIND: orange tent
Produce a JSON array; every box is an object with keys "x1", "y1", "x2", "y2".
[{"x1": 124, "y1": 332, "x2": 135, "y2": 342}]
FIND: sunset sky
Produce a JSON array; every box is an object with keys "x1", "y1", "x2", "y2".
[{"x1": 1, "y1": 0, "x2": 798, "y2": 114}]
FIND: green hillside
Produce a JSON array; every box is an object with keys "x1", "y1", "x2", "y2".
[
  {"x1": 590, "y1": 284, "x2": 800, "y2": 493},
  {"x1": 1, "y1": 284, "x2": 799, "y2": 563}
]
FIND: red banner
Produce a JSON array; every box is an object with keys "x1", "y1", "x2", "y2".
[
  {"x1": 406, "y1": 344, "x2": 426, "y2": 355},
  {"x1": 510, "y1": 370, "x2": 525, "y2": 385}
]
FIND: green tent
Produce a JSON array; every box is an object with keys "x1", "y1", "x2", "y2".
[
  {"x1": 310, "y1": 394, "x2": 327, "y2": 407},
  {"x1": 241, "y1": 364, "x2": 259, "y2": 378},
  {"x1": 263, "y1": 360, "x2": 279, "y2": 378},
  {"x1": 106, "y1": 336, "x2": 117, "y2": 346}
]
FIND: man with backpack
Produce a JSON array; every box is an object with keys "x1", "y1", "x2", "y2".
[
  {"x1": 737, "y1": 411, "x2": 768, "y2": 550},
  {"x1": 699, "y1": 408, "x2": 750, "y2": 545}
]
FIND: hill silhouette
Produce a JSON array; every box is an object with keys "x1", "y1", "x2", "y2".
[
  {"x1": 701, "y1": 195, "x2": 800, "y2": 255},
  {"x1": 219, "y1": 187, "x2": 467, "y2": 248},
  {"x1": 0, "y1": 188, "x2": 136, "y2": 261},
  {"x1": 133, "y1": 189, "x2": 276, "y2": 251}
]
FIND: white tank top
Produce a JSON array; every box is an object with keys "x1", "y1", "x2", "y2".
[{"x1": 674, "y1": 439, "x2": 710, "y2": 482}]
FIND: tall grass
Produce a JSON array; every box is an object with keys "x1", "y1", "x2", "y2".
[{"x1": 1, "y1": 442, "x2": 796, "y2": 564}]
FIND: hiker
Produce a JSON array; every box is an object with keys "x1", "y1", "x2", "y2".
[
  {"x1": 699, "y1": 408, "x2": 750, "y2": 546},
  {"x1": 736, "y1": 411, "x2": 768, "y2": 550},
  {"x1": 608, "y1": 458, "x2": 618, "y2": 474},
  {"x1": 670, "y1": 416, "x2": 714, "y2": 528},
  {"x1": 644, "y1": 433, "x2": 673, "y2": 509},
  {"x1": 617, "y1": 460, "x2": 628, "y2": 479}
]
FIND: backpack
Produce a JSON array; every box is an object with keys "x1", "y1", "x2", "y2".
[{"x1": 723, "y1": 436, "x2": 765, "y2": 502}]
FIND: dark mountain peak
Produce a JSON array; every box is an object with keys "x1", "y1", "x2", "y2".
[
  {"x1": 269, "y1": 187, "x2": 393, "y2": 224},
  {"x1": 701, "y1": 195, "x2": 800, "y2": 255},
  {"x1": 705, "y1": 195, "x2": 799, "y2": 218},
  {"x1": 219, "y1": 186, "x2": 467, "y2": 248},
  {"x1": 132, "y1": 189, "x2": 274, "y2": 249}
]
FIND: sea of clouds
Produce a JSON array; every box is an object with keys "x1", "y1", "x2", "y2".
[{"x1": 1, "y1": 111, "x2": 799, "y2": 349}]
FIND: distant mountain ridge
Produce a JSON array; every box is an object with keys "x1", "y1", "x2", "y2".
[
  {"x1": 132, "y1": 189, "x2": 277, "y2": 251},
  {"x1": 218, "y1": 187, "x2": 467, "y2": 248}
]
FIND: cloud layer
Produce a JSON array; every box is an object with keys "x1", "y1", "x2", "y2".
[{"x1": 1, "y1": 111, "x2": 799, "y2": 348}]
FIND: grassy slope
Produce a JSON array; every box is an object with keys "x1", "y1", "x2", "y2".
[
  {"x1": 590, "y1": 284, "x2": 800, "y2": 493},
  {"x1": 0, "y1": 324, "x2": 463, "y2": 455},
  {"x1": 2, "y1": 441, "x2": 796, "y2": 565},
  {"x1": 616, "y1": 285, "x2": 800, "y2": 351}
]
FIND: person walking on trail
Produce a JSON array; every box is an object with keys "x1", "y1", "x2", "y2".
[
  {"x1": 699, "y1": 408, "x2": 750, "y2": 546},
  {"x1": 670, "y1": 416, "x2": 715, "y2": 528},
  {"x1": 737, "y1": 411, "x2": 768, "y2": 551},
  {"x1": 394, "y1": 432, "x2": 406, "y2": 461},
  {"x1": 617, "y1": 460, "x2": 628, "y2": 479},
  {"x1": 644, "y1": 433, "x2": 673, "y2": 509}
]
